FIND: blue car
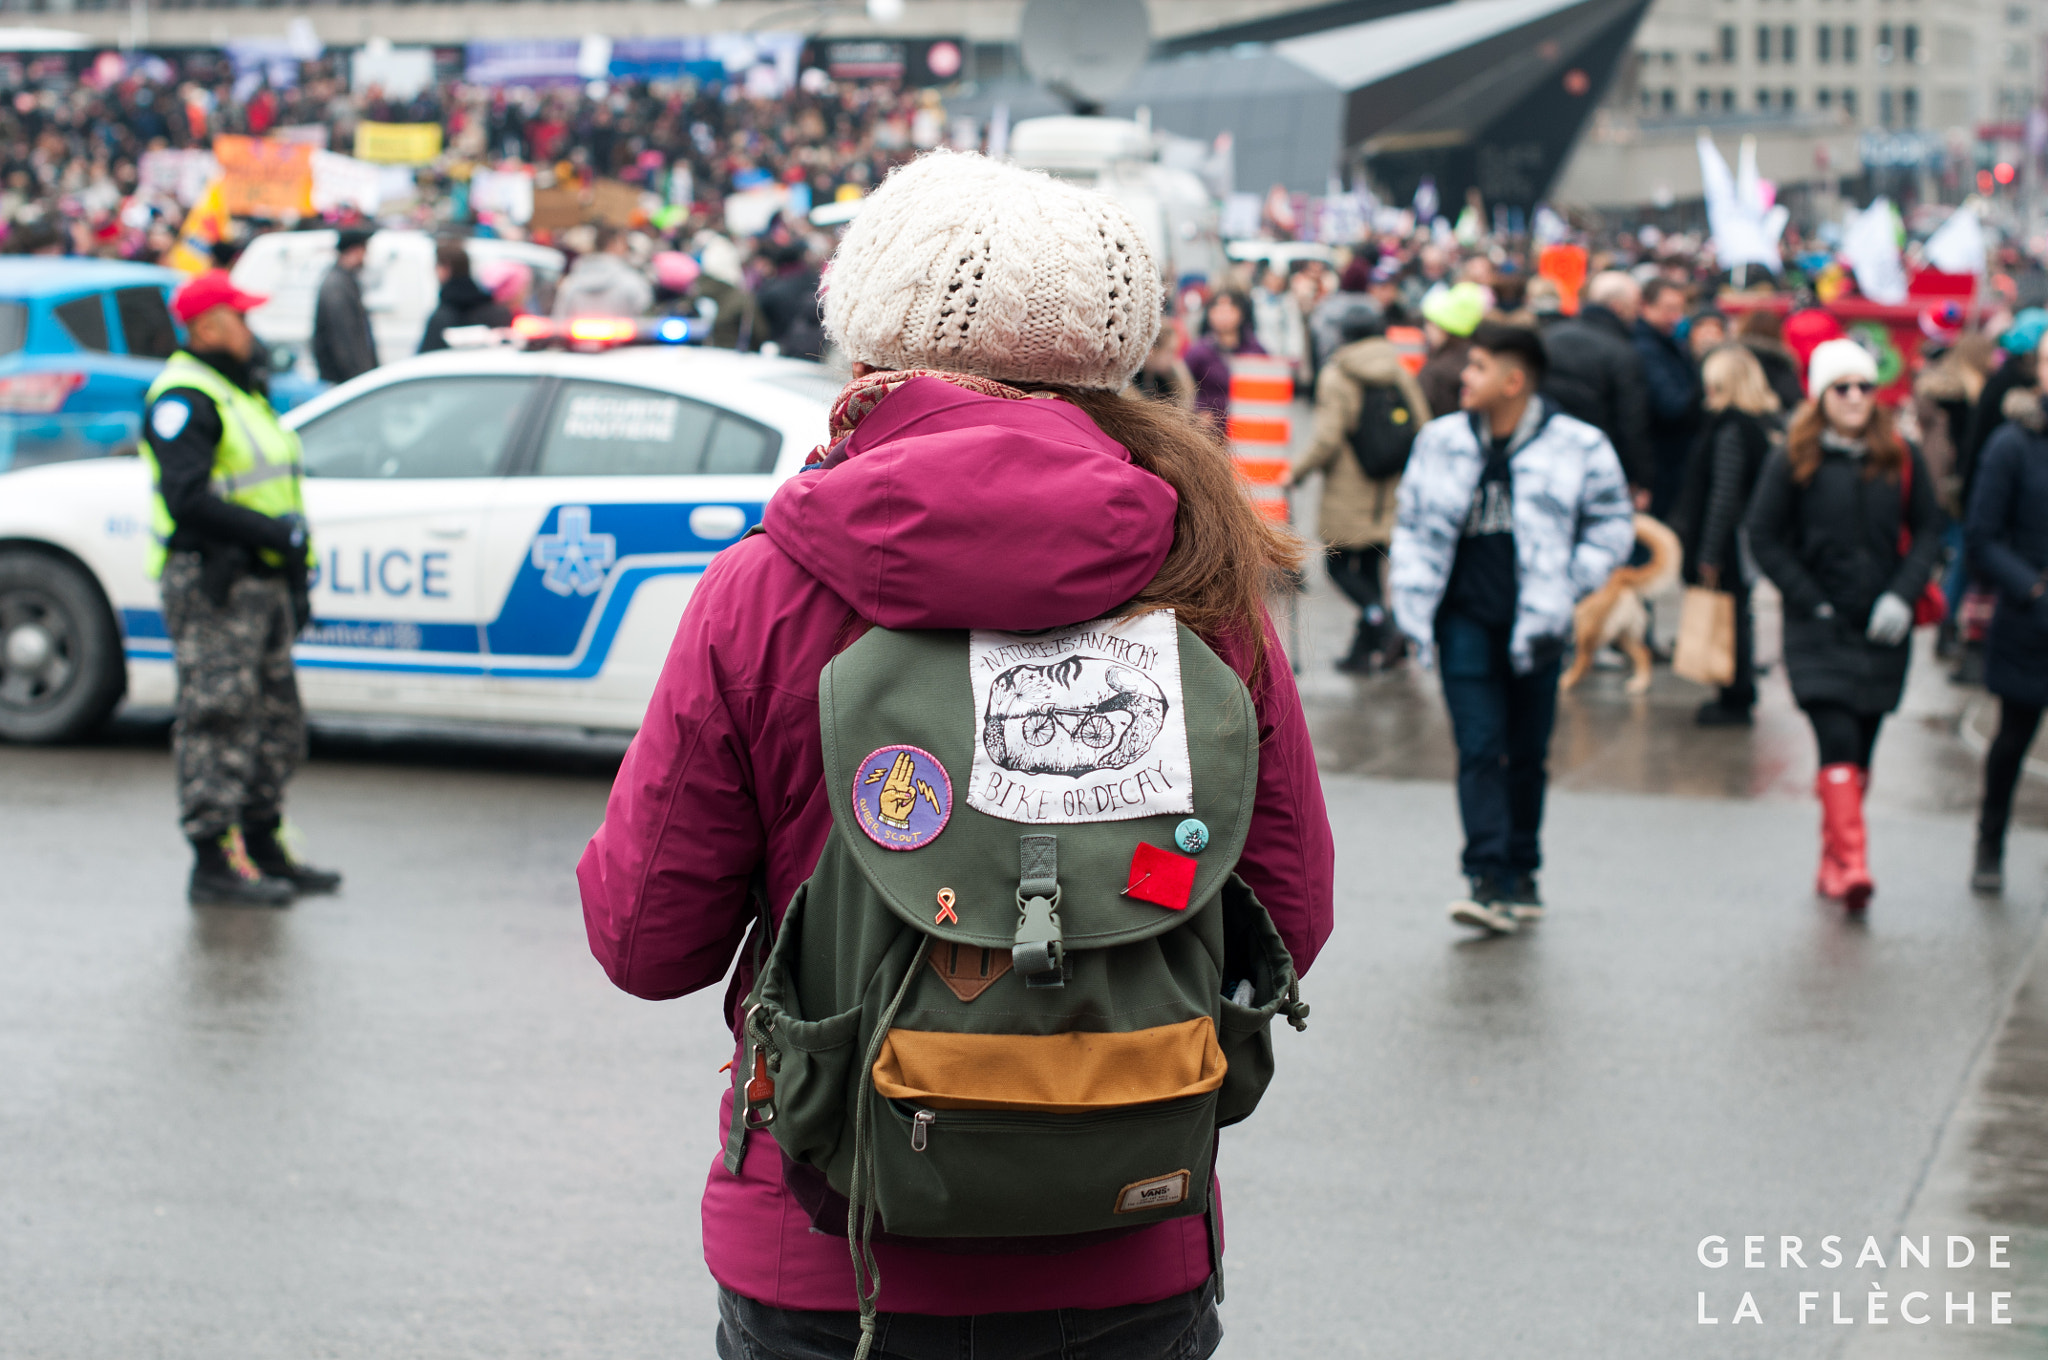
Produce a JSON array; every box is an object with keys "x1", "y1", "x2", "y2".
[
  {"x1": 0, "y1": 259, "x2": 185, "y2": 473},
  {"x1": 0, "y1": 258, "x2": 324, "y2": 476}
]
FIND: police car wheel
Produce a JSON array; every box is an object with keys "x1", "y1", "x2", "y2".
[{"x1": 0, "y1": 549, "x2": 126, "y2": 744}]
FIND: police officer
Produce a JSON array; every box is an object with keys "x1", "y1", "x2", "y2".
[{"x1": 143, "y1": 271, "x2": 342, "y2": 907}]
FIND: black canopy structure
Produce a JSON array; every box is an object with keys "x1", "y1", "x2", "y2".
[{"x1": 1158, "y1": 0, "x2": 1651, "y2": 210}]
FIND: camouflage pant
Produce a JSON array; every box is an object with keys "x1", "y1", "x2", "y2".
[{"x1": 161, "y1": 552, "x2": 306, "y2": 840}]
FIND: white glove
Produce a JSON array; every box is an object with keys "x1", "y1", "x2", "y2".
[{"x1": 1866, "y1": 592, "x2": 1913, "y2": 646}]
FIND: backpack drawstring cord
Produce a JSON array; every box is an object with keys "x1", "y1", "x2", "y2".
[{"x1": 848, "y1": 935, "x2": 933, "y2": 1360}]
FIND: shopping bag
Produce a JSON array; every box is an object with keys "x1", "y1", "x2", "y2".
[{"x1": 1673, "y1": 587, "x2": 1736, "y2": 688}]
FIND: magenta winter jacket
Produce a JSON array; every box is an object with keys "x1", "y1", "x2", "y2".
[{"x1": 578, "y1": 376, "x2": 1335, "y2": 1315}]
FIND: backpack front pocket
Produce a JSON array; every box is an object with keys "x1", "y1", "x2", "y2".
[
  {"x1": 871, "y1": 1090, "x2": 1219, "y2": 1239},
  {"x1": 1214, "y1": 876, "x2": 1300, "y2": 1127}
]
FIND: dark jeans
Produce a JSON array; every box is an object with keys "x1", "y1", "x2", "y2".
[
  {"x1": 1437, "y1": 612, "x2": 1560, "y2": 882},
  {"x1": 714, "y1": 1282, "x2": 1222, "y2": 1360},
  {"x1": 1982, "y1": 698, "x2": 2046, "y2": 844},
  {"x1": 1804, "y1": 702, "x2": 1884, "y2": 768},
  {"x1": 1326, "y1": 547, "x2": 1389, "y2": 661}
]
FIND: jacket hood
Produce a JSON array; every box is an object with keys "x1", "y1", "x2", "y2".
[
  {"x1": 1578, "y1": 304, "x2": 1631, "y2": 339},
  {"x1": 2003, "y1": 384, "x2": 2046, "y2": 432},
  {"x1": 763, "y1": 377, "x2": 1179, "y2": 632},
  {"x1": 1332, "y1": 337, "x2": 1412, "y2": 386},
  {"x1": 438, "y1": 273, "x2": 495, "y2": 311}
]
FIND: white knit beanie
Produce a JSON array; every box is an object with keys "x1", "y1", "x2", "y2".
[
  {"x1": 822, "y1": 151, "x2": 1162, "y2": 391},
  {"x1": 1806, "y1": 338, "x2": 1879, "y2": 397}
]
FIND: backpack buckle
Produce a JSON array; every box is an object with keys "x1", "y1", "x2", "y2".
[
  {"x1": 1013, "y1": 887, "x2": 1065, "y2": 988},
  {"x1": 742, "y1": 1002, "x2": 777, "y2": 1128}
]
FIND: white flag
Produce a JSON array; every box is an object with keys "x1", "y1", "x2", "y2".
[
  {"x1": 1925, "y1": 203, "x2": 1987, "y2": 276},
  {"x1": 1843, "y1": 197, "x2": 1908, "y2": 304},
  {"x1": 1698, "y1": 134, "x2": 1782, "y2": 272}
]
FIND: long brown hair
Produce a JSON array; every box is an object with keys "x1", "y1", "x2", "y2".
[
  {"x1": 1058, "y1": 387, "x2": 1303, "y2": 681},
  {"x1": 1785, "y1": 398, "x2": 1904, "y2": 485}
]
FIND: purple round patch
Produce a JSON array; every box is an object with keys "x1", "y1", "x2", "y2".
[{"x1": 851, "y1": 745, "x2": 953, "y2": 852}]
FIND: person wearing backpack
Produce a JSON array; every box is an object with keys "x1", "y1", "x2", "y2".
[
  {"x1": 1291, "y1": 307, "x2": 1432, "y2": 673},
  {"x1": 578, "y1": 150, "x2": 1334, "y2": 1360}
]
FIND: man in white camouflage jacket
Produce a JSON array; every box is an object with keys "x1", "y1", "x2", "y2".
[{"x1": 1390, "y1": 321, "x2": 1634, "y2": 936}]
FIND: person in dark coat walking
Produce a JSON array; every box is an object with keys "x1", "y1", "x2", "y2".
[
  {"x1": 1634, "y1": 278, "x2": 1702, "y2": 517},
  {"x1": 1964, "y1": 380, "x2": 2048, "y2": 893},
  {"x1": 1673, "y1": 344, "x2": 1782, "y2": 725},
  {"x1": 1541, "y1": 271, "x2": 1653, "y2": 495},
  {"x1": 1746, "y1": 340, "x2": 1945, "y2": 914},
  {"x1": 418, "y1": 239, "x2": 513, "y2": 353},
  {"x1": 312, "y1": 227, "x2": 378, "y2": 384}
]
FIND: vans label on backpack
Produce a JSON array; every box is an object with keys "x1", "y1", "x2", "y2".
[
  {"x1": 966, "y1": 610, "x2": 1193, "y2": 826},
  {"x1": 1115, "y1": 1170, "x2": 1192, "y2": 1214}
]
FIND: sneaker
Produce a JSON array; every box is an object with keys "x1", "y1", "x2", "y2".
[
  {"x1": 1505, "y1": 874, "x2": 1544, "y2": 922},
  {"x1": 188, "y1": 829, "x2": 294, "y2": 908},
  {"x1": 1694, "y1": 700, "x2": 1753, "y2": 728},
  {"x1": 1448, "y1": 877, "x2": 1518, "y2": 934}
]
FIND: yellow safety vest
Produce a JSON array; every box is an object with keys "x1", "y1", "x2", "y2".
[{"x1": 139, "y1": 351, "x2": 311, "y2": 579}]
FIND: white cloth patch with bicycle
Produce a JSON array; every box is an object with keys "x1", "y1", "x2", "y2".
[{"x1": 965, "y1": 610, "x2": 1193, "y2": 825}]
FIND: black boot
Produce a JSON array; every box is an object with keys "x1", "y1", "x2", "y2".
[
  {"x1": 243, "y1": 817, "x2": 344, "y2": 895},
  {"x1": 188, "y1": 831, "x2": 294, "y2": 908},
  {"x1": 1972, "y1": 828, "x2": 2005, "y2": 896}
]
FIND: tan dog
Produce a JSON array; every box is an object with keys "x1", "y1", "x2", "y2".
[{"x1": 1559, "y1": 514, "x2": 1683, "y2": 695}]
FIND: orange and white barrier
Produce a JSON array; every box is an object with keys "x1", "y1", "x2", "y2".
[{"x1": 1227, "y1": 355, "x2": 1294, "y2": 523}]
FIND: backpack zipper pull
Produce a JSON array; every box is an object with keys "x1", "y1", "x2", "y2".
[{"x1": 910, "y1": 1109, "x2": 934, "y2": 1152}]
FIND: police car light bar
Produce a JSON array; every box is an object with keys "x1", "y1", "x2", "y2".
[{"x1": 474, "y1": 314, "x2": 705, "y2": 352}]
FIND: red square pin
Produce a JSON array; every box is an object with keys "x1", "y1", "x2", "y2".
[{"x1": 1124, "y1": 842, "x2": 1198, "y2": 911}]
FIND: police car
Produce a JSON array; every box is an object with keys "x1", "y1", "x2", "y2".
[{"x1": 0, "y1": 340, "x2": 839, "y2": 743}]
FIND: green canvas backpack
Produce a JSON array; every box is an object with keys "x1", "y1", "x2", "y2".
[{"x1": 729, "y1": 609, "x2": 1308, "y2": 1356}]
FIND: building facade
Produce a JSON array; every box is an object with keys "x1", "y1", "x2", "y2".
[{"x1": 1620, "y1": 0, "x2": 2041, "y2": 133}]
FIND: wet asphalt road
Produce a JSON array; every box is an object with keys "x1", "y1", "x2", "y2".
[{"x1": 5, "y1": 557, "x2": 2047, "y2": 1359}]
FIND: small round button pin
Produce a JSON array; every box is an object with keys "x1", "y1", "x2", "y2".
[{"x1": 1174, "y1": 819, "x2": 1210, "y2": 854}]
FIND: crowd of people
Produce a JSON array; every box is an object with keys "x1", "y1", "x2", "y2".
[
  {"x1": 0, "y1": 63, "x2": 938, "y2": 264},
  {"x1": 5, "y1": 49, "x2": 2041, "y2": 925},
  {"x1": 1252, "y1": 231, "x2": 2047, "y2": 922}
]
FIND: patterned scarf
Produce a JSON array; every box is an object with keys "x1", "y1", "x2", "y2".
[{"x1": 806, "y1": 368, "x2": 1064, "y2": 465}]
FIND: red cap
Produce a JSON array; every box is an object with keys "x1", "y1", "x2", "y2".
[{"x1": 171, "y1": 270, "x2": 267, "y2": 325}]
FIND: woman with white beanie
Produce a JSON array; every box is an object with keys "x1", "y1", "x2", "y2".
[
  {"x1": 577, "y1": 151, "x2": 1334, "y2": 1359},
  {"x1": 1746, "y1": 338, "x2": 1946, "y2": 912}
]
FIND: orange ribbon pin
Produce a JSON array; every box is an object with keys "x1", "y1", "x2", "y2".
[{"x1": 934, "y1": 888, "x2": 959, "y2": 926}]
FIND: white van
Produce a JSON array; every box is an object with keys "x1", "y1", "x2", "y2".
[
  {"x1": 231, "y1": 230, "x2": 566, "y2": 374},
  {"x1": 1008, "y1": 116, "x2": 1224, "y2": 286}
]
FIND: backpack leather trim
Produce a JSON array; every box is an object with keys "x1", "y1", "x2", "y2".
[{"x1": 928, "y1": 942, "x2": 1012, "y2": 1002}]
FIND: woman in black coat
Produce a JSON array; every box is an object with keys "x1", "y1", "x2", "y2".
[
  {"x1": 1745, "y1": 340, "x2": 1944, "y2": 913},
  {"x1": 1965, "y1": 385, "x2": 2048, "y2": 893}
]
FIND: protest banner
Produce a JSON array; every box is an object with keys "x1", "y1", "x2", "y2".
[
  {"x1": 353, "y1": 121, "x2": 443, "y2": 165},
  {"x1": 213, "y1": 136, "x2": 314, "y2": 218}
]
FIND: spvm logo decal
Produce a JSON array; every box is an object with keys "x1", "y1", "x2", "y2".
[{"x1": 530, "y1": 506, "x2": 617, "y2": 597}]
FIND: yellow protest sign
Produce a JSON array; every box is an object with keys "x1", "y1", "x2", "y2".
[
  {"x1": 212, "y1": 136, "x2": 314, "y2": 219},
  {"x1": 168, "y1": 178, "x2": 229, "y2": 275},
  {"x1": 353, "y1": 122, "x2": 443, "y2": 165}
]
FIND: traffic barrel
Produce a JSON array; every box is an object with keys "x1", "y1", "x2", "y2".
[
  {"x1": 1227, "y1": 355, "x2": 1294, "y2": 523},
  {"x1": 1385, "y1": 324, "x2": 1427, "y2": 376}
]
